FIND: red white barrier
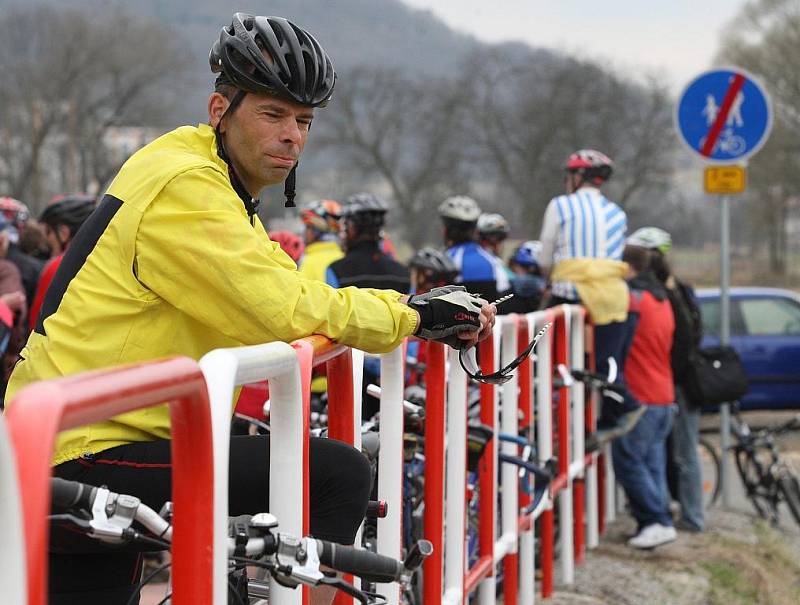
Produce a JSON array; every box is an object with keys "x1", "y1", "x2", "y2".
[
  {"x1": 0, "y1": 413, "x2": 26, "y2": 605},
  {"x1": 199, "y1": 342, "x2": 308, "y2": 605},
  {"x1": 5, "y1": 357, "x2": 214, "y2": 605}
]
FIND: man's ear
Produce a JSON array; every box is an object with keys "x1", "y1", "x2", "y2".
[
  {"x1": 57, "y1": 225, "x2": 71, "y2": 243},
  {"x1": 208, "y1": 92, "x2": 230, "y2": 130}
]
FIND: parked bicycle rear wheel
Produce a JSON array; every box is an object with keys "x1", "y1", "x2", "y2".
[
  {"x1": 778, "y1": 471, "x2": 800, "y2": 528},
  {"x1": 698, "y1": 437, "x2": 720, "y2": 508}
]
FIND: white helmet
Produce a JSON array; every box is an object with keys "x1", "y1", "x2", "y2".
[
  {"x1": 477, "y1": 213, "x2": 510, "y2": 238},
  {"x1": 627, "y1": 227, "x2": 672, "y2": 254},
  {"x1": 438, "y1": 195, "x2": 481, "y2": 223}
]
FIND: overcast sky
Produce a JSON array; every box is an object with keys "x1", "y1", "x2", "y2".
[{"x1": 401, "y1": 0, "x2": 748, "y2": 91}]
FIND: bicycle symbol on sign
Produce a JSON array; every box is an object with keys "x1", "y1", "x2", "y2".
[{"x1": 699, "y1": 128, "x2": 747, "y2": 157}]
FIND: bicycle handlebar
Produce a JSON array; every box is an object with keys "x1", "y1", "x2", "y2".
[
  {"x1": 51, "y1": 477, "x2": 96, "y2": 513},
  {"x1": 317, "y1": 540, "x2": 406, "y2": 583}
]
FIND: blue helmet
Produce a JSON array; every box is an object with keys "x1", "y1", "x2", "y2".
[{"x1": 511, "y1": 240, "x2": 543, "y2": 270}]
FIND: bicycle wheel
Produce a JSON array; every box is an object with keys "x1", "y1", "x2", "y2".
[
  {"x1": 698, "y1": 438, "x2": 721, "y2": 508},
  {"x1": 778, "y1": 471, "x2": 800, "y2": 528}
]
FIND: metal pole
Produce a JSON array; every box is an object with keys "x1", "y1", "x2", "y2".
[{"x1": 719, "y1": 194, "x2": 733, "y2": 508}]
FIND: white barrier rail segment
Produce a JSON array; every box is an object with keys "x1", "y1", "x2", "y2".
[
  {"x1": 377, "y1": 347, "x2": 404, "y2": 605},
  {"x1": 604, "y1": 443, "x2": 617, "y2": 523},
  {"x1": 352, "y1": 349, "x2": 366, "y2": 603},
  {"x1": 199, "y1": 342, "x2": 303, "y2": 605},
  {"x1": 500, "y1": 317, "x2": 520, "y2": 561},
  {"x1": 587, "y1": 459, "x2": 600, "y2": 549},
  {"x1": 519, "y1": 313, "x2": 544, "y2": 605},
  {"x1": 0, "y1": 414, "x2": 26, "y2": 605},
  {"x1": 443, "y1": 346, "x2": 467, "y2": 605}
]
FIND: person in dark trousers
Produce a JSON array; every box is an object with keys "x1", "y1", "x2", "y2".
[
  {"x1": 614, "y1": 243, "x2": 677, "y2": 549},
  {"x1": 628, "y1": 226, "x2": 705, "y2": 532}
]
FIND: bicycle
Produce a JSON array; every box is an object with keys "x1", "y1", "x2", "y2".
[
  {"x1": 727, "y1": 404, "x2": 800, "y2": 527},
  {"x1": 700, "y1": 404, "x2": 800, "y2": 525},
  {"x1": 49, "y1": 476, "x2": 432, "y2": 604}
]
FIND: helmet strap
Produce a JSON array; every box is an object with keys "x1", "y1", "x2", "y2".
[
  {"x1": 213, "y1": 89, "x2": 261, "y2": 225},
  {"x1": 284, "y1": 164, "x2": 298, "y2": 208}
]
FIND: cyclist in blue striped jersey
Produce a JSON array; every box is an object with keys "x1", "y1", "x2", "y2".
[{"x1": 540, "y1": 150, "x2": 642, "y2": 443}]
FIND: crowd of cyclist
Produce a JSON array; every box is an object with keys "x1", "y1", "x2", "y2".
[
  {"x1": 0, "y1": 11, "x2": 710, "y2": 604},
  {"x1": 275, "y1": 146, "x2": 706, "y2": 550}
]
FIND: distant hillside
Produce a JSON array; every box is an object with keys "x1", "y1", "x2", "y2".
[{"x1": 3, "y1": 0, "x2": 539, "y2": 122}]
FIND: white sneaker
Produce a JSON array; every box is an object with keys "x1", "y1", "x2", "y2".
[{"x1": 627, "y1": 523, "x2": 677, "y2": 549}]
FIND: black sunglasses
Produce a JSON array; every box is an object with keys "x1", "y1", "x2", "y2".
[{"x1": 459, "y1": 322, "x2": 553, "y2": 384}]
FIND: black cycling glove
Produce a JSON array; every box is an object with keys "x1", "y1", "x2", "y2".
[{"x1": 407, "y1": 285, "x2": 486, "y2": 349}]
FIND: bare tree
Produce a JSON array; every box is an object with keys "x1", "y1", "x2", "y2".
[
  {"x1": 314, "y1": 67, "x2": 478, "y2": 246},
  {"x1": 718, "y1": 0, "x2": 800, "y2": 274},
  {"x1": 0, "y1": 5, "x2": 189, "y2": 209},
  {"x1": 465, "y1": 49, "x2": 674, "y2": 235}
]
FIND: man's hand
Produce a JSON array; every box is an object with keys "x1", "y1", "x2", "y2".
[{"x1": 406, "y1": 286, "x2": 496, "y2": 349}]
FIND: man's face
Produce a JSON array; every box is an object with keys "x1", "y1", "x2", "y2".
[{"x1": 210, "y1": 93, "x2": 315, "y2": 195}]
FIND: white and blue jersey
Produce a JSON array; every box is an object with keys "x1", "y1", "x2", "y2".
[
  {"x1": 539, "y1": 187, "x2": 627, "y2": 300},
  {"x1": 446, "y1": 241, "x2": 510, "y2": 301}
]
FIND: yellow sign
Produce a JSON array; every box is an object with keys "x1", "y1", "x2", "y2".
[{"x1": 704, "y1": 166, "x2": 746, "y2": 194}]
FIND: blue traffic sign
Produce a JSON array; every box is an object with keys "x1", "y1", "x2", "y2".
[{"x1": 675, "y1": 68, "x2": 772, "y2": 163}]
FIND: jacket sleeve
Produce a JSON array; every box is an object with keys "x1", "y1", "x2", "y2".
[
  {"x1": 134, "y1": 167, "x2": 418, "y2": 353},
  {"x1": 538, "y1": 199, "x2": 559, "y2": 272}
]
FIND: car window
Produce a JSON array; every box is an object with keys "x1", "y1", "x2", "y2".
[
  {"x1": 739, "y1": 297, "x2": 800, "y2": 336},
  {"x1": 699, "y1": 299, "x2": 720, "y2": 337},
  {"x1": 698, "y1": 297, "x2": 746, "y2": 337}
]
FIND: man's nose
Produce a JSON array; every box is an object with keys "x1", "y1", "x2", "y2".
[{"x1": 280, "y1": 117, "x2": 303, "y2": 145}]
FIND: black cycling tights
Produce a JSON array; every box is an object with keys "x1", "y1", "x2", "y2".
[{"x1": 48, "y1": 436, "x2": 372, "y2": 605}]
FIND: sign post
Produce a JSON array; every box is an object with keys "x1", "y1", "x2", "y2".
[{"x1": 676, "y1": 68, "x2": 772, "y2": 509}]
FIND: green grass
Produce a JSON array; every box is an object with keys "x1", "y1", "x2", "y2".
[{"x1": 701, "y1": 560, "x2": 759, "y2": 605}]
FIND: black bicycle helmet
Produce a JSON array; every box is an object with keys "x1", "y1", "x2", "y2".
[
  {"x1": 39, "y1": 194, "x2": 96, "y2": 233},
  {"x1": 410, "y1": 247, "x2": 458, "y2": 281},
  {"x1": 210, "y1": 13, "x2": 335, "y2": 108}
]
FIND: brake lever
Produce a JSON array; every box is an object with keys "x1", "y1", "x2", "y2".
[{"x1": 317, "y1": 575, "x2": 371, "y2": 605}]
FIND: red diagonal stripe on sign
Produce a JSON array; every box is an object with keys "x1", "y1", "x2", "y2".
[{"x1": 701, "y1": 73, "x2": 746, "y2": 157}]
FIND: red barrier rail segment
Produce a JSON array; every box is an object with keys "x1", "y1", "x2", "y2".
[
  {"x1": 574, "y1": 479, "x2": 586, "y2": 564},
  {"x1": 464, "y1": 555, "x2": 493, "y2": 594},
  {"x1": 475, "y1": 336, "x2": 497, "y2": 592},
  {"x1": 423, "y1": 342, "x2": 447, "y2": 605},
  {"x1": 5, "y1": 357, "x2": 213, "y2": 605},
  {"x1": 322, "y1": 347, "x2": 356, "y2": 605},
  {"x1": 541, "y1": 509, "x2": 555, "y2": 596}
]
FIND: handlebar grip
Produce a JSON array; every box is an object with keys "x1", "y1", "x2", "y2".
[
  {"x1": 316, "y1": 540, "x2": 404, "y2": 584},
  {"x1": 51, "y1": 477, "x2": 96, "y2": 513},
  {"x1": 602, "y1": 382, "x2": 626, "y2": 395}
]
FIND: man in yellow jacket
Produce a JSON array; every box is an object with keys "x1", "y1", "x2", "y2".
[{"x1": 7, "y1": 13, "x2": 495, "y2": 604}]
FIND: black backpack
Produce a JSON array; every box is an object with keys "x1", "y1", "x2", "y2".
[{"x1": 666, "y1": 283, "x2": 696, "y2": 383}]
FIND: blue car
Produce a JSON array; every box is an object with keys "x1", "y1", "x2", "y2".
[{"x1": 696, "y1": 287, "x2": 800, "y2": 410}]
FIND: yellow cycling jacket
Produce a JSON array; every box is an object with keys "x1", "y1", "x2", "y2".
[
  {"x1": 299, "y1": 240, "x2": 343, "y2": 283},
  {"x1": 550, "y1": 258, "x2": 629, "y2": 325},
  {"x1": 6, "y1": 124, "x2": 418, "y2": 465}
]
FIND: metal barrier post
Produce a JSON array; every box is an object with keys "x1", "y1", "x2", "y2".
[
  {"x1": 583, "y1": 320, "x2": 601, "y2": 549},
  {"x1": 570, "y1": 310, "x2": 586, "y2": 565},
  {"x1": 499, "y1": 317, "x2": 520, "y2": 605},
  {"x1": 423, "y1": 342, "x2": 447, "y2": 605},
  {"x1": 6, "y1": 358, "x2": 214, "y2": 605},
  {"x1": 539, "y1": 309, "x2": 556, "y2": 599},
  {"x1": 0, "y1": 414, "x2": 26, "y2": 605},
  {"x1": 474, "y1": 334, "x2": 497, "y2": 605},
  {"x1": 199, "y1": 342, "x2": 306, "y2": 605},
  {"x1": 377, "y1": 346, "x2": 404, "y2": 605},
  {"x1": 558, "y1": 306, "x2": 575, "y2": 585},
  {"x1": 516, "y1": 317, "x2": 535, "y2": 605},
  {"x1": 442, "y1": 347, "x2": 468, "y2": 605}
]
